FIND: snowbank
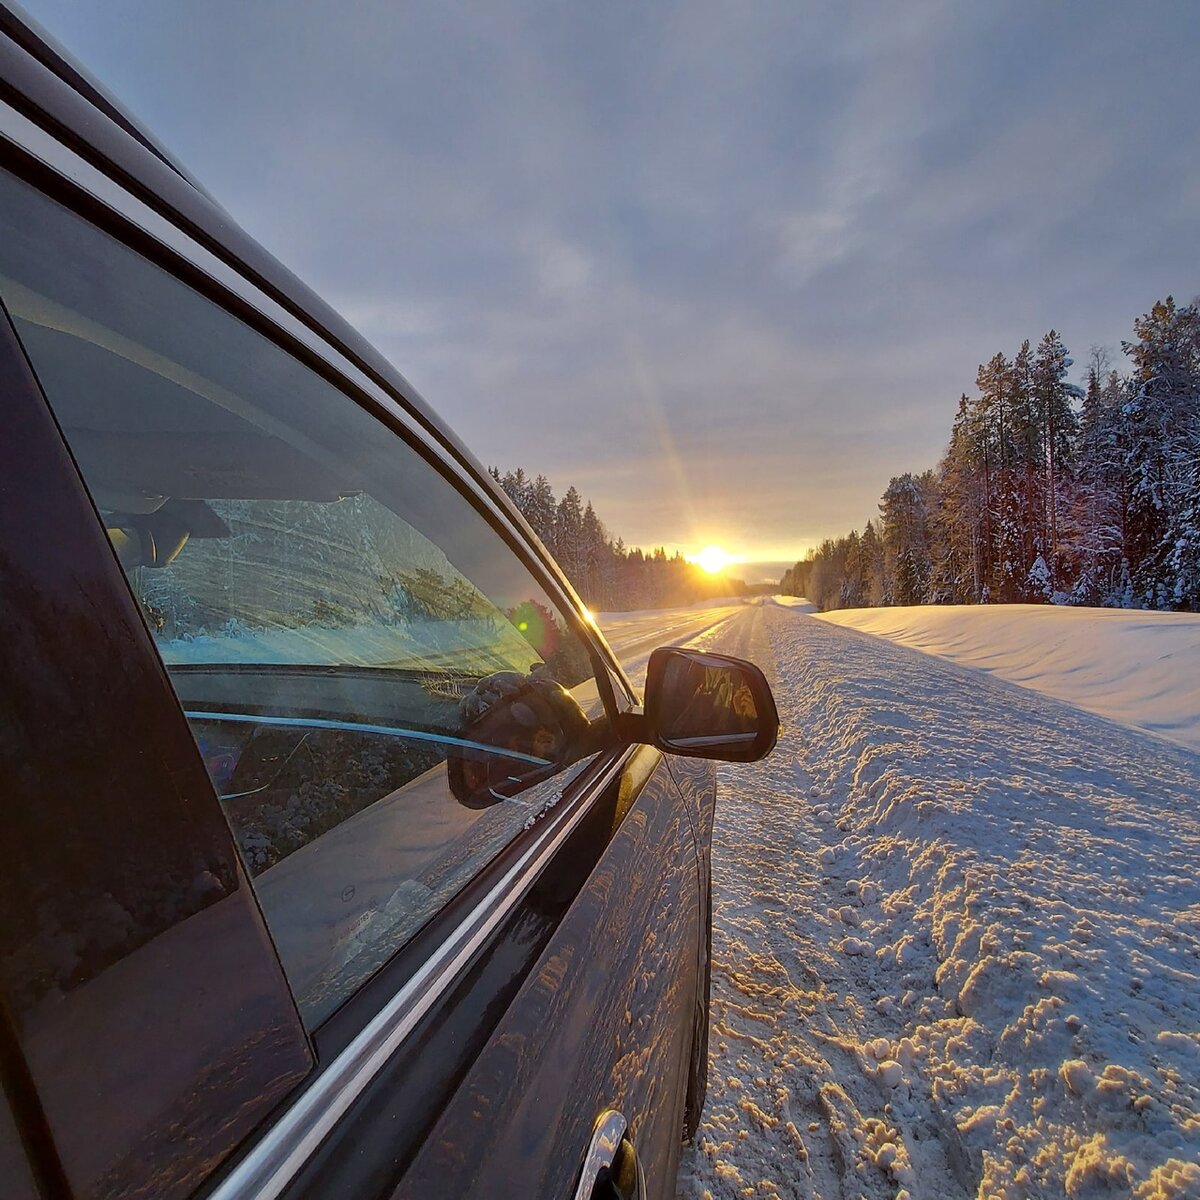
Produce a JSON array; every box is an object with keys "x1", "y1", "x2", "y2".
[
  {"x1": 770, "y1": 594, "x2": 818, "y2": 612},
  {"x1": 678, "y1": 605, "x2": 1200, "y2": 1200},
  {"x1": 816, "y1": 604, "x2": 1200, "y2": 754}
]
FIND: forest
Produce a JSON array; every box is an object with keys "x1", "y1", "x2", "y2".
[
  {"x1": 488, "y1": 468, "x2": 746, "y2": 611},
  {"x1": 783, "y1": 295, "x2": 1200, "y2": 614}
]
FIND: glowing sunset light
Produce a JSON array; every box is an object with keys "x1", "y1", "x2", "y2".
[{"x1": 693, "y1": 545, "x2": 735, "y2": 575}]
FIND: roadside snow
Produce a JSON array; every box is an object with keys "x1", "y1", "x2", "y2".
[
  {"x1": 772, "y1": 596, "x2": 818, "y2": 612},
  {"x1": 815, "y1": 604, "x2": 1200, "y2": 755},
  {"x1": 676, "y1": 605, "x2": 1200, "y2": 1200}
]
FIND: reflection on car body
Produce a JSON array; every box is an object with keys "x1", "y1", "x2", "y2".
[{"x1": 0, "y1": 7, "x2": 778, "y2": 1199}]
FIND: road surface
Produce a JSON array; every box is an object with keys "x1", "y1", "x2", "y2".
[{"x1": 596, "y1": 602, "x2": 749, "y2": 687}]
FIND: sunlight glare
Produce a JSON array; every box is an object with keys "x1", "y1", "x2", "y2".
[{"x1": 694, "y1": 545, "x2": 733, "y2": 574}]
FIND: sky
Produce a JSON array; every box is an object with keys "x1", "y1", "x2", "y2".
[{"x1": 19, "y1": 0, "x2": 1200, "y2": 577}]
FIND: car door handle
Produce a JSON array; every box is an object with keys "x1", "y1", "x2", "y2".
[{"x1": 572, "y1": 1109, "x2": 645, "y2": 1200}]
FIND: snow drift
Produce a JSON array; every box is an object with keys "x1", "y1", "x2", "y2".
[
  {"x1": 816, "y1": 603, "x2": 1200, "y2": 754},
  {"x1": 677, "y1": 604, "x2": 1200, "y2": 1200}
]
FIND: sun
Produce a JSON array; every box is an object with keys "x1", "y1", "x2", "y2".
[{"x1": 693, "y1": 545, "x2": 734, "y2": 574}]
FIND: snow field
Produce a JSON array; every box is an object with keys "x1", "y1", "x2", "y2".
[
  {"x1": 677, "y1": 606, "x2": 1200, "y2": 1200},
  {"x1": 815, "y1": 603, "x2": 1200, "y2": 755}
]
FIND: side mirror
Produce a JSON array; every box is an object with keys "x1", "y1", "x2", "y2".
[{"x1": 639, "y1": 647, "x2": 779, "y2": 762}]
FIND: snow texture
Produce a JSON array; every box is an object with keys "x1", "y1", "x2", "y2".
[
  {"x1": 817, "y1": 604, "x2": 1200, "y2": 755},
  {"x1": 672, "y1": 602, "x2": 1200, "y2": 1200}
]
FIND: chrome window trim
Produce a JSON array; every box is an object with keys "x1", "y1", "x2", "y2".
[{"x1": 210, "y1": 743, "x2": 639, "y2": 1200}]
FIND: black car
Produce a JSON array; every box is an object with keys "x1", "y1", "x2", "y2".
[{"x1": 0, "y1": 7, "x2": 778, "y2": 1199}]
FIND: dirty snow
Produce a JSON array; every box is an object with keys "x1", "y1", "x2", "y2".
[
  {"x1": 816, "y1": 603, "x2": 1200, "y2": 755},
  {"x1": 668, "y1": 602, "x2": 1200, "y2": 1200}
]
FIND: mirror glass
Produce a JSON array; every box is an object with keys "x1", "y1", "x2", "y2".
[{"x1": 657, "y1": 652, "x2": 760, "y2": 750}]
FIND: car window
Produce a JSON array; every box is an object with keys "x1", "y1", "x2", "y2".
[{"x1": 0, "y1": 167, "x2": 609, "y2": 1028}]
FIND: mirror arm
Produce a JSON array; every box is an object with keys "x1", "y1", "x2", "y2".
[{"x1": 616, "y1": 706, "x2": 652, "y2": 746}]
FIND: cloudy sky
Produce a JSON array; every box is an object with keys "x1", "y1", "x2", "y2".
[{"x1": 21, "y1": 0, "x2": 1200, "y2": 576}]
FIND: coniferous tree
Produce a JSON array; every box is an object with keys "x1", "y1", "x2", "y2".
[
  {"x1": 841, "y1": 530, "x2": 867, "y2": 608},
  {"x1": 580, "y1": 502, "x2": 610, "y2": 607},
  {"x1": 1011, "y1": 339, "x2": 1044, "y2": 581},
  {"x1": 492, "y1": 468, "x2": 750, "y2": 609},
  {"x1": 929, "y1": 399, "x2": 980, "y2": 602},
  {"x1": 1120, "y1": 297, "x2": 1200, "y2": 606},
  {"x1": 880, "y1": 472, "x2": 935, "y2": 606},
  {"x1": 1032, "y1": 330, "x2": 1078, "y2": 590},
  {"x1": 554, "y1": 486, "x2": 585, "y2": 583},
  {"x1": 787, "y1": 294, "x2": 1200, "y2": 615},
  {"x1": 499, "y1": 467, "x2": 532, "y2": 514},
  {"x1": 861, "y1": 521, "x2": 886, "y2": 606},
  {"x1": 1069, "y1": 361, "x2": 1124, "y2": 603},
  {"x1": 525, "y1": 474, "x2": 558, "y2": 549},
  {"x1": 1168, "y1": 424, "x2": 1200, "y2": 609}
]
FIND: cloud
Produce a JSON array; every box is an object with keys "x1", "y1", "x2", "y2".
[{"x1": 22, "y1": 0, "x2": 1200, "y2": 560}]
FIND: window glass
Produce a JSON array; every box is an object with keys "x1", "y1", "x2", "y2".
[{"x1": 0, "y1": 169, "x2": 607, "y2": 1027}]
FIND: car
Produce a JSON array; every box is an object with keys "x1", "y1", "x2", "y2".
[{"x1": 0, "y1": 7, "x2": 779, "y2": 1200}]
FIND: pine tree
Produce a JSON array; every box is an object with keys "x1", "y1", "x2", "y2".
[
  {"x1": 555, "y1": 486, "x2": 585, "y2": 584},
  {"x1": 840, "y1": 530, "x2": 866, "y2": 608},
  {"x1": 1011, "y1": 339, "x2": 1045, "y2": 580},
  {"x1": 930, "y1": 398, "x2": 984, "y2": 601},
  {"x1": 880, "y1": 472, "x2": 934, "y2": 606},
  {"x1": 1032, "y1": 330, "x2": 1078, "y2": 590},
  {"x1": 525, "y1": 474, "x2": 558, "y2": 549},
  {"x1": 1120, "y1": 297, "x2": 1200, "y2": 606},
  {"x1": 499, "y1": 467, "x2": 532, "y2": 514},
  {"x1": 1069, "y1": 360, "x2": 1124, "y2": 603},
  {"x1": 861, "y1": 520, "x2": 886, "y2": 606},
  {"x1": 580, "y1": 501, "x2": 610, "y2": 607}
]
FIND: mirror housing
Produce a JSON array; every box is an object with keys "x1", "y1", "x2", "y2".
[{"x1": 633, "y1": 646, "x2": 779, "y2": 762}]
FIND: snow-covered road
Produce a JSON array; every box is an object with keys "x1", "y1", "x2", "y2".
[
  {"x1": 601, "y1": 603, "x2": 1200, "y2": 1200},
  {"x1": 596, "y1": 602, "x2": 747, "y2": 684}
]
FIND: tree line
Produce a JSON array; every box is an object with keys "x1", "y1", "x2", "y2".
[
  {"x1": 783, "y1": 295, "x2": 1200, "y2": 613},
  {"x1": 488, "y1": 468, "x2": 746, "y2": 611}
]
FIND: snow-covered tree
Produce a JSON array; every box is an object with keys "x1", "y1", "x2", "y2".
[
  {"x1": 880, "y1": 472, "x2": 935, "y2": 606},
  {"x1": 1119, "y1": 296, "x2": 1200, "y2": 607},
  {"x1": 525, "y1": 474, "x2": 558, "y2": 549},
  {"x1": 554, "y1": 486, "x2": 585, "y2": 582},
  {"x1": 1032, "y1": 330, "x2": 1079, "y2": 585}
]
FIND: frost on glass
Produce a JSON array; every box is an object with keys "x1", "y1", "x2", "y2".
[{"x1": 134, "y1": 495, "x2": 539, "y2": 677}]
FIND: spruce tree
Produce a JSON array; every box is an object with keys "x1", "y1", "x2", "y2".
[
  {"x1": 525, "y1": 474, "x2": 558, "y2": 550},
  {"x1": 1032, "y1": 330, "x2": 1078, "y2": 589},
  {"x1": 1120, "y1": 297, "x2": 1200, "y2": 606},
  {"x1": 555, "y1": 486, "x2": 585, "y2": 585},
  {"x1": 880, "y1": 473, "x2": 934, "y2": 606}
]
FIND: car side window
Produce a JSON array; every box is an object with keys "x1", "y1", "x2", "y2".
[{"x1": 0, "y1": 168, "x2": 609, "y2": 1028}]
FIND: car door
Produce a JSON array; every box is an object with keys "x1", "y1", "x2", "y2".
[
  {"x1": 384, "y1": 740, "x2": 700, "y2": 1200},
  {"x1": 0, "y1": 142, "x2": 701, "y2": 1200},
  {"x1": 0, "y1": 245, "x2": 313, "y2": 1200}
]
